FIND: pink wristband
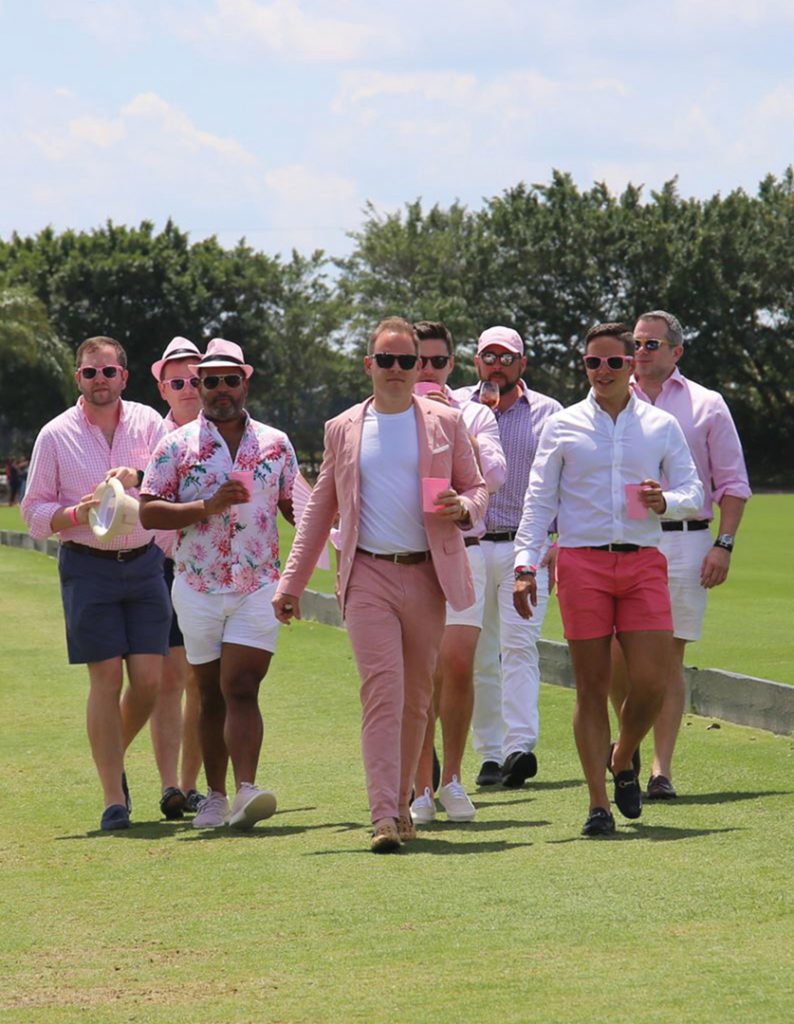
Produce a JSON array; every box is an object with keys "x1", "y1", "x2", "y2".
[{"x1": 68, "y1": 506, "x2": 80, "y2": 527}]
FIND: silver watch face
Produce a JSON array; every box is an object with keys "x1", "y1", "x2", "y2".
[{"x1": 717, "y1": 534, "x2": 735, "y2": 546}]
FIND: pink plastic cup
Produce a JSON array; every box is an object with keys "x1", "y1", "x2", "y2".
[
  {"x1": 230, "y1": 470, "x2": 254, "y2": 501},
  {"x1": 415, "y1": 382, "x2": 440, "y2": 397},
  {"x1": 422, "y1": 476, "x2": 450, "y2": 513},
  {"x1": 625, "y1": 483, "x2": 649, "y2": 520}
]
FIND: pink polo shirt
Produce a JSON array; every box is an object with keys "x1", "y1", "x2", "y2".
[
  {"x1": 632, "y1": 368, "x2": 752, "y2": 520},
  {"x1": 22, "y1": 398, "x2": 167, "y2": 550}
]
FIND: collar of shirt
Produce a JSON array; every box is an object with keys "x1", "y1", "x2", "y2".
[{"x1": 631, "y1": 366, "x2": 685, "y2": 401}]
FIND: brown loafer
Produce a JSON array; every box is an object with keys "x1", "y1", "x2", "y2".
[
  {"x1": 647, "y1": 774, "x2": 677, "y2": 800},
  {"x1": 397, "y1": 815, "x2": 417, "y2": 842},
  {"x1": 371, "y1": 819, "x2": 401, "y2": 853}
]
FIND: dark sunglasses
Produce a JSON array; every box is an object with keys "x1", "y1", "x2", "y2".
[
  {"x1": 372, "y1": 353, "x2": 419, "y2": 370},
  {"x1": 163, "y1": 376, "x2": 201, "y2": 392},
  {"x1": 583, "y1": 355, "x2": 635, "y2": 371},
  {"x1": 419, "y1": 355, "x2": 450, "y2": 369},
  {"x1": 634, "y1": 338, "x2": 670, "y2": 351},
  {"x1": 77, "y1": 364, "x2": 124, "y2": 379},
  {"x1": 201, "y1": 374, "x2": 244, "y2": 389},
  {"x1": 479, "y1": 351, "x2": 518, "y2": 366}
]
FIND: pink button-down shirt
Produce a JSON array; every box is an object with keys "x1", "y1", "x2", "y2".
[
  {"x1": 632, "y1": 368, "x2": 752, "y2": 519},
  {"x1": 21, "y1": 398, "x2": 167, "y2": 550}
]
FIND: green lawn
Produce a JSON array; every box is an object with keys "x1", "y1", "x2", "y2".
[
  {"x1": 3, "y1": 495, "x2": 792, "y2": 683},
  {"x1": 0, "y1": 544, "x2": 792, "y2": 1023}
]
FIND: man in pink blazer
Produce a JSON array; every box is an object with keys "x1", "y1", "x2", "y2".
[{"x1": 273, "y1": 317, "x2": 488, "y2": 853}]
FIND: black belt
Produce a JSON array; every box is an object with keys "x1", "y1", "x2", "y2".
[
  {"x1": 482, "y1": 531, "x2": 517, "y2": 542},
  {"x1": 588, "y1": 544, "x2": 644, "y2": 553},
  {"x1": 464, "y1": 537, "x2": 480, "y2": 548},
  {"x1": 357, "y1": 549, "x2": 432, "y2": 566},
  {"x1": 661, "y1": 520, "x2": 710, "y2": 532},
  {"x1": 61, "y1": 540, "x2": 154, "y2": 563}
]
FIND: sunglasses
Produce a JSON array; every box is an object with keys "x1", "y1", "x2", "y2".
[
  {"x1": 479, "y1": 351, "x2": 518, "y2": 366},
  {"x1": 583, "y1": 355, "x2": 635, "y2": 371},
  {"x1": 77, "y1": 364, "x2": 124, "y2": 379},
  {"x1": 419, "y1": 355, "x2": 450, "y2": 369},
  {"x1": 372, "y1": 353, "x2": 419, "y2": 370},
  {"x1": 201, "y1": 374, "x2": 244, "y2": 389},
  {"x1": 634, "y1": 338, "x2": 670, "y2": 351},
  {"x1": 163, "y1": 376, "x2": 201, "y2": 392}
]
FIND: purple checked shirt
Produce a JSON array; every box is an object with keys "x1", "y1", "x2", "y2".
[
  {"x1": 632, "y1": 368, "x2": 751, "y2": 519},
  {"x1": 453, "y1": 381, "x2": 562, "y2": 531}
]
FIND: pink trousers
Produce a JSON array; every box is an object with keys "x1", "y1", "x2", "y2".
[{"x1": 344, "y1": 553, "x2": 446, "y2": 822}]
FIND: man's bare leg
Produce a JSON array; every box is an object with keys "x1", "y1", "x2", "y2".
[
  {"x1": 149, "y1": 648, "x2": 184, "y2": 792},
  {"x1": 219, "y1": 643, "x2": 271, "y2": 788},
  {"x1": 650, "y1": 637, "x2": 687, "y2": 780},
  {"x1": 121, "y1": 653, "x2": 162, "y2": 751},
  {"x1": 567, "y1": 636, "x2": 612, "y2": 811},
  {"x1": 612, "y1": 630, "x2": 672, "y2": 775},
  {"x1": 86, "y1": 658, "x2": 127, "y2": 808},
  {"x1": 192, "y1": 659, "x2": 229, "y2": 794},
  {"x1": 180, "y1": 667, "x2": 203, "y2": 793},
  {"x1": 437, "y1": 625, "x2": 479, "y2": 785}
]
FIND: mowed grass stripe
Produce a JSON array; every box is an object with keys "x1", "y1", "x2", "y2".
[{"x1": 0, "y1": 545, "x2": 792, "y2": 1023}]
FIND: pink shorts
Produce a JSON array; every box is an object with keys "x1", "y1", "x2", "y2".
[{"x1": 556, "y1": 547, "x2": 673, "y2": 641}]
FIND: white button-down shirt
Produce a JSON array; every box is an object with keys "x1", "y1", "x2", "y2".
[{"x1": 514, "y1": 391, "x2": 703, "y2": 569}]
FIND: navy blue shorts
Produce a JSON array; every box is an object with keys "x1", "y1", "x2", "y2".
[
  {"x1": 163, "y1": 557, "x2": 184, "y2": 649},
  {"x1": 58, "y1": 542, "x2": 170, "y2": 664}
]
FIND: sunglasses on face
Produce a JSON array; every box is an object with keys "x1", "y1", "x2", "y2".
[
  {"x1": 419, "y1": 355, "x2": 450, "y2": 369},
  {"x1": 201, "y1": 374, "x2": 244, "y2": 390},
  {"x1": 372, "y1": 353, "x2": 419, "y2": 370},
  {"x1": 479, "y1": 351, "x2": 518, "y2": 366},
  {"x1": 163, "y1": 376, "x2": 201, "y2": 392},
  {"x1": 634, "y1": 338, "x2": 670, "y2": 351},
  {"x1": 77, "y1": 364, "x2": 124, "y2": 380},
  {"x1": 583, "y1": 355, "x2": 635, "y2": 371}
]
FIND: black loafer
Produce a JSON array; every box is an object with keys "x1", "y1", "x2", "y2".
[
  {"x1": 101, "y1": 804, "x2": 131, "y2": 831},
  {"x1": 582, "y1": 807, "x2": 615, "y2": 837},
  {"x1": 607, "y1": 742, "x2": 641, "y2": 778},
  {"x1": 647, "y1": 774, "x2": 677, "y2": 800},
  {"x1": 475, "y1": 760, "x2": 503, "y2": 787},
  {"x1": 614, "y1": 770, "x2": 642, "y2": 819},
  {"x1": 501, "y1": 750, "x2": 538, "y2": 789},
  {"x1": 160, "y1": 787, "x2": 186, "y2": 820}
]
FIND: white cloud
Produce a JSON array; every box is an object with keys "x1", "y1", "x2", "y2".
[
  {"x1": 179, "y1": 0, "x2": 377, "y2": 61},
  {"x1": 69, "y1": 115, "x2": 126, "y2": 149},
  {"x1": 43, "y1": 0, "x2": 147, "y2": 45}
]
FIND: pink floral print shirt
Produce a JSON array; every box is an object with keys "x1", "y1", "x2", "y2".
[{"x1": 142, "y1": 411, "x2": 297, "y2": 595}]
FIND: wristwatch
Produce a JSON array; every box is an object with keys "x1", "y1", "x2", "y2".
[
  {"x1": 714, "y1": 534, "x2": 735, "y2": 552},
  {"x1": 514, "y1": 565, "x2": 537, "y2": 580}
]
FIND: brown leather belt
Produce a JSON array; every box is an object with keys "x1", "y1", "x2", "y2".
[
  {"x1": 464, "y1": 537, "x2": 480, "y2": 547},
  {"x1": 61, "y1": 540, "x2": 154, "y2": 563},
  {"x1": 357, "y1": 548, "x2": 432, "y2": 566}
]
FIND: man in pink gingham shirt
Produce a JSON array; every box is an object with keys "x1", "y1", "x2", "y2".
[
  {"x1": 22, "y1": 335, "x2": 170, "y2": 832},
  {"x1": 611, "y1": 310, "x2": 752, "y2": 800}
]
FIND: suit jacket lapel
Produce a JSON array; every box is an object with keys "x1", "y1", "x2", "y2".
[{"x1": 414, "y1": 397, "x2": 434, "y2": 478}]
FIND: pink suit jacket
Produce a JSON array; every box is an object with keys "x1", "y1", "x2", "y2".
[{"x1": 277, "y1": 396, "x2": 489, "y2": 615}]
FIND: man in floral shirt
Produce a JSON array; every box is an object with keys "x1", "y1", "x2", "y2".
[{"x1": 140, "y1": 339, "x2": 297, "y2": 831}]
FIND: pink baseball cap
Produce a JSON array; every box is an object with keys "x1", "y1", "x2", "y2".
[
  {"x1": 476, "y1": 326, "x2": 524, "y2": 356},
  {"x1": 189, "y1": 338, "x2": 253, "y2": 379},
  {"x1": 151, "y1": 337, "x2": 202, "y2": 380}
]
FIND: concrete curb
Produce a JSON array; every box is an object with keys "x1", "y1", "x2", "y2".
[{"x1": 4, "y1": 530, "x2": 792, "y2": 736}]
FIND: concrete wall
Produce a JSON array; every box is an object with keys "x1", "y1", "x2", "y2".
[{"x1": 3, "y1": 531, "x2": 792, "y2": 736}]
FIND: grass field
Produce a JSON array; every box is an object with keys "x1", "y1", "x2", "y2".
[
  {"x1": 0, "y1": 544, "x2": 793, "y2": 1023},
  {"x1": 2, "y1": 494, "x2": 792, "y2": 683}
]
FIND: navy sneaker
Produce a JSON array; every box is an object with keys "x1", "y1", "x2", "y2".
[{"x1": 101, "y1": 804, "x2": 131, "y2": 831}]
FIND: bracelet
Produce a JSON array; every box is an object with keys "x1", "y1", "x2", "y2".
[{"x1": 67, "y1": 506, "x2": 80, "y2": 527}]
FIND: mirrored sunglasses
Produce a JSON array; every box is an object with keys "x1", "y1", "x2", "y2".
[{"x1": 479, "y1": 351, "x2": 518, "y2": 366}]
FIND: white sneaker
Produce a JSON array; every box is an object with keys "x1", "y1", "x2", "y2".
[
  {"x1": 228, "y1": 782, "x2": 277, "y2": 831},
  {"x1": 438, "y1": 776, "x2": 476, "y2": 821},
  {"x1": 192, "y1": 789, "x2": 230, "y2": 829},
  {"x1": 410, "y1": 787, "x2": 436, "y2": 824}
]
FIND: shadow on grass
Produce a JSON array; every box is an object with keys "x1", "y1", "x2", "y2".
[
  {"x1": 475, "y1": 778, "x2": 582, "y2": 797},
  {"x1": 669, "y1": 790, "x2": 793, "y2": 805},
  {"x1": 309, "y1": 837, "x2": 537, "y2": 856},
  {"x1": 419, "y1": 817, "x2": 551, "y2": 834},
  {"x1": 548, "y1": 823, "x2": 742, "y2": 844}
]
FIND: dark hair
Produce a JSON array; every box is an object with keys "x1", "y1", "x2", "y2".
[
  {"x1": 584, "y1": 322, "x2": 635, "y2": 356},
  {"x1": 414, "y1": 320, "x2": 454, "y2": 355},
  {"x1": 75, "y1": 336, "x2": 128, "y2": 369},
  {"x1": 368, "y1": 316, "x2": 418, "y2": 354}
]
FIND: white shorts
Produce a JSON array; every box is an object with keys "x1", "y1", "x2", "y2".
[
  {"x1": 445, "y1": 543, "x2": 487, "y2": 629},
  {"x1": 659, "y1": 529, "x2": 713, "y2": 642},
  {"x1": 171, "y1": 575, "x2": 280, "y2": 665}
]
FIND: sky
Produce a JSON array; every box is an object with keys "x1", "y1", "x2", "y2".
[{"x1": 2, "y1": 0, "x2": 793, "y2": 259}]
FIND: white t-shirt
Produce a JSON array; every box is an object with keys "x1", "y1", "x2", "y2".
[{"x1": 357, "y1": 406, "x2": 428, "y2": 554}]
